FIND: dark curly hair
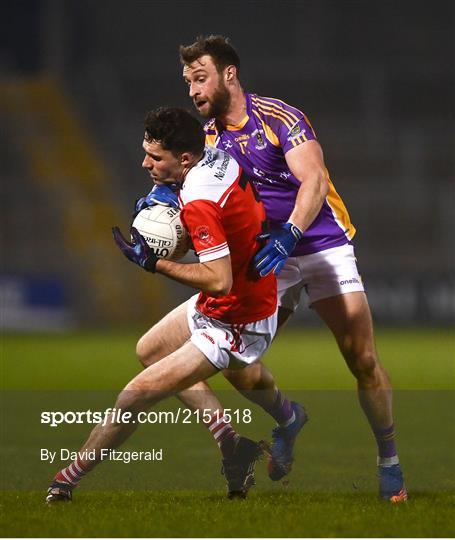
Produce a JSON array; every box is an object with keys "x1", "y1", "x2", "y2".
[
  {"x1": 179, "y1": 34, "x2": 240, "y2": 76},
  {"x1": 144, "y1": 107, "x2": 205, "y2": 157}
]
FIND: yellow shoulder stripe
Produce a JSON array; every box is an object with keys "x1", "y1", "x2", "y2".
[
  {"x1": 253, "y1": 96, "x2": 300, "y2": 124},
  {"x1": 254, "y1": 102, "x2": 293, "y2": 130}
]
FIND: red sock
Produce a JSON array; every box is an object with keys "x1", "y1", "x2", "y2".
[
  {"x1": 54, "y1": 457, "x2": 87, "y2": 487},
  {"x1": 205, "y1": 412, "x2": 238, "y2": 458}
]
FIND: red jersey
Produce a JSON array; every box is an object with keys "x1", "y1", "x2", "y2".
[{"x1": 179, "y1": 146, "x2": 277, "y2": 324}]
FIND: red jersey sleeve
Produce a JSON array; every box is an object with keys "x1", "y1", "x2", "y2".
[{"x1": 180, "y1": 200, "x2": 230, "y2": 263}]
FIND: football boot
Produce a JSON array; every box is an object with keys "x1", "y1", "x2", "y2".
[
  {"x1": 45, "y1": 480, "x2": 73, "y2": 503},
  {"x1": 379, "y1": 463, "x2": 408, "y2": 502},
  {"x1": 221, "y1": 436, "x2": 264, "y2": 498}
]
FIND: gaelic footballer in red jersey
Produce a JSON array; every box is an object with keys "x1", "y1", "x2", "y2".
[
  {"x1": 46, "y1": 107, "x2": 282, "y2": 503},
  {"x1": 178, "y1": 146, "x2": 275, "y2": 325}
]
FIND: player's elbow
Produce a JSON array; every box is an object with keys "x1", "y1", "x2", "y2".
[{"x1": 207, "y1": 275, "x2": 233, "y2": 297}]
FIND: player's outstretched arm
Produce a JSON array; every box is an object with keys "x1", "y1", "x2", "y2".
[{"x1": 112, "y1": 224, "x2": 232, "y2": 295}]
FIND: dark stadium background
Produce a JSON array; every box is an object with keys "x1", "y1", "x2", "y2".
[
  {"x1": 1, "y1": 0, "x2": 454, "y2": 330},
  {"x1": 1, "y1": 3, "x2": 454, "y2": 536}
]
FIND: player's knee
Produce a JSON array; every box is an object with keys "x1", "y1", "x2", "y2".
[
  {"x1": 349, "y1": 350, "x2": 378, "y2": 382},
  {"x1": 135, "y1": 337, "x2": 149, "y2": 367},
  {"x1": 136, "y1": 335, "x2": 160, "y2": 367},
  {"x1": 341, "y1": 339, "x2": 377, "y2": 380}
]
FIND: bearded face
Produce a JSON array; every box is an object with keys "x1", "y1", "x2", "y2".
[
  {"x1": 196, "y1": 76, "x2": 231, "y2": 119},
  {"x1": 183, "y1": 55, "x2": 232, "y2": 120}
]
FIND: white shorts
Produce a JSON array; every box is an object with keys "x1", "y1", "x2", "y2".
[
  {"x1": 278, "y1": 244, "x2": 365, "y2": 311},
  {"x1": 186, "y1": 295, "x2": 278, "y2": 371}
]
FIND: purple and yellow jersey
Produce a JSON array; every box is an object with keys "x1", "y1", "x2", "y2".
[{"x1": 204, "y1": 93, "x2": 356, "y2": 256}]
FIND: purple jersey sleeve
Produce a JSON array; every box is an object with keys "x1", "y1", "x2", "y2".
[{"x1": 252, "y1": 95, "x2": 317, "y2": 154}]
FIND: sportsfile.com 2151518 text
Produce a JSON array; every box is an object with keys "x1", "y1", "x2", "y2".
[{"x1": 40, "y1": 408, "x2": 253, "y2": 427}]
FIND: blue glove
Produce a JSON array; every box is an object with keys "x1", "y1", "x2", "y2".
[
  {"x1": 112, "y1": 226, "x2": 158, "y2": 272},
  {"x1": 135, "y1": 184, "x2": 179, "y2": 214},
  {"x1": 253, "y1": 223, "x2": 303, "y2": 277}
]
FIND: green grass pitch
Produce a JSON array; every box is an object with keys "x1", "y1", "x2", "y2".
[{"x1": 1, "y1": 328, "x2": 454, "y2": 537}]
